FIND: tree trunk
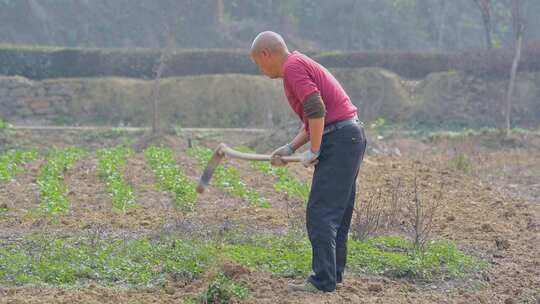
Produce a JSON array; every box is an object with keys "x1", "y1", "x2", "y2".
[
  {"x1": 481, "y1": 9, "x2": 493, "y2": 49},
  {"x1": 473, "y1": 0, "x2": 493, "y2": 49},
  {"x1": 151, "y1": 31, "x2": 174, "y2": 135},
  {"x1": 503, "y1": 0, "x2": 525, "y2": 137},
  {"x1": 437, "y1": 0, "x2": 449, "y2": 50},
  {"x1": 504, "y1": 32, "x2": 522, "y2": 136},
  {"x1": 216, "y1": 0, "x2": 224, "y2": 26}
]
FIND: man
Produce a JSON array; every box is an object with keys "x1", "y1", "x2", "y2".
[{"x1": 250, "y1": 31, "x2": 367, "y2": 293}]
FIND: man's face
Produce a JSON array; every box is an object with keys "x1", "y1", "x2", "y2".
[{"x1": 251, "y1": 50, "x2": 280, "y2": 79}]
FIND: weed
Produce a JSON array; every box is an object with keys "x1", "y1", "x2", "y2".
[
  {"x1": 223, "y1": 234, "x2": 485, "y2": 281},
  {"x1": 0, "y1": 236, "x2": 215, "y2": 286},
  {"x1": 0, "y1": 234, "x2": 485, "y2": 287},
  {"x1": 402, "y1": 176, "x2": 441, "y2": 251},
  {"x1": 352, "y1": 190, "x2": 384, "y2": 240},
  {"x1": 368, "y1": 117, "x2": 386, "y2": 130},
  {"x1": 200, "y1": 273, "x2": 249, "y2": 304},
  {"x1": 222, "y1": 235, "x2": 312, "y2": 277},
  {"x1": 0, "y1": 118, "x2": 8, "y2": 130},
  {"x1": 449, "y1": 153, "x2": 472, "y2": 174}
]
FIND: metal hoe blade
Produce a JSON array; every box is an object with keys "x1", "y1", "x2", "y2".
[{"x1": 196, "y1": 143, "x2": 302, "y2": 193}]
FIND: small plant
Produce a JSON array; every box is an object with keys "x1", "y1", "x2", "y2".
[
  {"x1": 368, "y1": 117, "x2": 386, "y2": 130},
  {"x1": 449, "y1": 153, "x2": 472, "y2": 174},
  {"x1": 200, "y1": 273, "x2": 249, "y2": 304},
  {"x1": 37, "y1": 147, "x2": 86, "y2": 215},
  {"x1": 237, "y1": 146, "x2": 310, "y2": 203},
  {"x1": 385, "y1": 177, "x2": 402, "y2": 230},
  {"x1": 99, "y1": 128, "x2": 128, "y2": 139},
  {"x1": 403, "y1": 176, "x2": 441, "y2": 251},
  {"x1": 188, "y1": 146, "x2": 269, "y2": 208},
  {"x1": 0, "y1": 236, "x2": 216, "y2": 286},
  {"x1": 0, "y1": 118, "x2": 8, "y2": 130},
  {"x1": 0, "y1": 149, "x2": 38, "y2": 181},
  {"x1": 223, "y1": 235, "x2": 312, "y2": 276},
  {"x1": 352, "y1": 190, "x2": 384, "y2": 241},
  {"x1": 96, "y1": 146, "x2": 136, "y2": 211},
  {"x1": 347, "y1": 236, "x2": 485, "y2": 280},
  {"x1": 0, "y1": 234, "x2": 484, "y2": 287},
  {"x1": 144, "y1": 145, "x2": 197, "y2": 212}
]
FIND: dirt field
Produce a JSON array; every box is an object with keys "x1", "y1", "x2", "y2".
[{"x1": 0, "y1": 127, "x2": 539, "y2": 304}]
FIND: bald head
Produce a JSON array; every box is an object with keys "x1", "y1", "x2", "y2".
[
  {"x1": 250, "y1": 31, "x2": 290, "y2": 79},
  {"x1": 251, "y1": 31, "x2": 288, "y2": 55}
]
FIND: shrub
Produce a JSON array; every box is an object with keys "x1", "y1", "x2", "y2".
[
  {"x1": 315, "y1": 51, "x2": 452, "y2": 79},
  {"x1": 0, "y1": 44, "x2": 256, "y2": 80},
  {"x1": 3, "y1": 44, "x2": 540, "y2": 80},
  {"x1": 314, "y1": 46, "x2": 540, "y2": 79}
]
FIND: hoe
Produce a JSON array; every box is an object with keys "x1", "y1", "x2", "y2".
[{"x1": 196, "y1": 143, "x2": 302, "y2": 193}]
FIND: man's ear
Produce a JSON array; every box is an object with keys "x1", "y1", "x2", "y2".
[{"x1": 261, "y1": 48, "x2": 270, "y2": 58}]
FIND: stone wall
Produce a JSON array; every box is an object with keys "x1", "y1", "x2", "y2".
[
  {"x1": 0, "y1": 69, "x2": 539, "y2": 128},
  {"x1": 0, "y1": 76, "x2": 76, "y2": 124}
]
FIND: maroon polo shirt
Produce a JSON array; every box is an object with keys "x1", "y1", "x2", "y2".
[{"x1": 282, "y1": 51, "x2": 357, "y2": 132}]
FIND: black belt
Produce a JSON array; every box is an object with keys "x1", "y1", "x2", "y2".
[{"x1": 323, "y1": 116, "x2": 363, "y2": 135}]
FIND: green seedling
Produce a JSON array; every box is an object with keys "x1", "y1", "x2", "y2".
[
  {"x1": 188, "y1": 146, "x2": 270, "y2": 208},
  {"x1": 37, "y1": 147, "x2": 86, "y2": 215},
  {"x1": 0, "y1": 149, "x2": 38, "y2": 181},
  {"x1": 144, "y1": 145, "x2": 197, "y2": 212},
  {"x1": 96, "y1": 146, "x2": 136, "y2": 211},
  {"x1": 236, "y1": 146, "x2": 310, "y2": 203}
]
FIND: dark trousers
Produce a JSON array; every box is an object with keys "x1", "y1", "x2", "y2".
[{"x1": 306, "y1": 123, "x2": 367, "y2": 292}]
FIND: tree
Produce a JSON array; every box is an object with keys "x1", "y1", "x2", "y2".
[
  {"x1": 503, "y1": 0, "x2": 526, "y2": 136},
  {"x1": 150, "y1": 28, "x2": 174, "y2": 135},
  {"x1": 473, "y1": 0, "x2": 494, "y2": 49},
  {"x1": 436, "y1": 0, "x2": 450, "y2": 50}
]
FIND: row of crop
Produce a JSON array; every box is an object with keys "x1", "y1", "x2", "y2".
[
  {"x1": 3, "y1": 145, "x2": 295, "y2": 214},
  {"x1": 0, "y1": 149, "x2": 38, "y2": 182},
  {"x1": 96, "y1": 146, "x2": 136, "y2": 211},
  {"x1": 187, "y1": 146, "x2": 270, "y2": 208},
  {"x1": 144, "y1": 145, "x2": 198, "y2": 213},
  {"x1": 37, "y1": 147, "x2": 86, "y2": 215},
  {"x1": 238, "y1": 147, "x2": 310, "y2": 203},
  {"x1": 0, "y1": 234, "x2": 485, "y2": 289}
]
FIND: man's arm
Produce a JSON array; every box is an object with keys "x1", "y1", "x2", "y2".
[
  {"x1": 303, "y1": 92, "x2": 326, "y2": 153},
  {"x1": 271, "y1": 97, "x2": 326, "y2": 166},
  {"x1": 289, "y1": 92, "x2": 326, "y2": 152},
  {"x1": 307, "y1": 117, "x2": 324, "y2": 153},
  {"x1": 288, "y1": 127, "x2": 310, "y2": 151}
]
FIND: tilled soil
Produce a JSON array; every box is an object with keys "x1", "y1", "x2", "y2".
[{"x1": 0, "y1": 130, "x2": 539, "y2": 303}]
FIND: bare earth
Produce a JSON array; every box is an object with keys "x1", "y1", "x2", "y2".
[{"x1": 0, "y1": 128, "x2": 538, "y2": 304}]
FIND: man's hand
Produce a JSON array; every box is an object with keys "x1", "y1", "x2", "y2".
[
  {"x1": 270, "y1": 143, "x2": 294, "y2": 166},
  {"x1": 301, "y1": 148, "x2": 320, "y2": 167}
]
